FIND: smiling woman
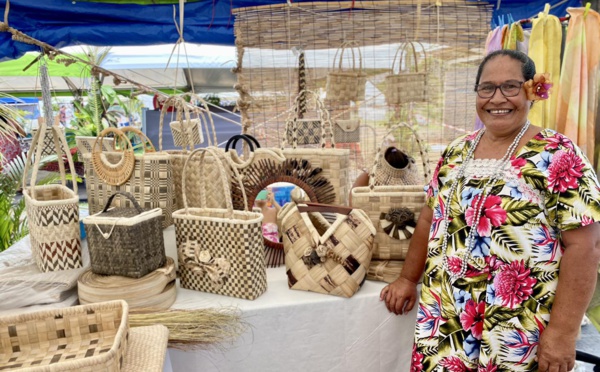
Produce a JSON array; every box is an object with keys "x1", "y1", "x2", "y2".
[{"x1": 381, "y1": 49, "x2": 600, "y2": 372}]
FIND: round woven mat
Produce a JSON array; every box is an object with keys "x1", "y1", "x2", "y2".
[
  {"x1": 78, "y1": 257, "x2": 176, "y2": 310},
  {"x1": 122, "y1": 325, "x2": 169, "y2": 372}
]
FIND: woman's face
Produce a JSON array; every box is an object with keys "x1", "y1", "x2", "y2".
[{"x1": 476, "y1": 55, "x2": 531, "y2": 136}]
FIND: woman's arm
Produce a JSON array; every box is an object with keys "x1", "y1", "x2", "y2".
[
  {"x1": 380, "y1": 205, "x2": 432, "y2": 315},
  {"x1": 349, "y1": 171, "x2": 370, "y2": 207},
  {"x1": 537, "y1": 222, "x2": 600, "y2": 372}
]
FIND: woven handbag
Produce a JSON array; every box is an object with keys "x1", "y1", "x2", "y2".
[
  {"x1": 23, "y1": 66, "x2": 82, "y2": 273},
  {"x1": 333, "y1": 118, "x2": 361, "y2": 144},
  {"x1": 83, "y1": 191, "x2": 166, "y2": 278},
  {"x1": 173, "y1": 147, "x2": 267, "y2": 300},
  {"x1": 0, "y1": 300, "x2": 129, "y2": 372},
  {"x1": 169, "y1": 101, "x2": 206, "y2": 148},
  {"x1": 325, "y1": 41, "x2": 367, "y2": 103},
  {"x1": 283, "y1": 114, "x2": 350, "y2": 205},
  {"x1": 279, "y1": 202, "x2": 376, "y2": 298},
  {"x1": 158, "y1": 93, "x2": 231, "y2": 211},
  {"x1": 91, "y1": 127, "x2": 136, "y2": 186},
  {"x1": 284, "y1": 90, "x2": 333, "y2": 146},
  {"x1": 351, "y1": 124, "x2": 430, "y2": 263},
  {"x1": 224, "y1": 134, "x2": 286, "y2": 181},
  {"x1": 84, "y1": 127, "x2": 174, "y2": 228},
  {"x1": 385, "y1": 41, "x2": 428, "y2": 105}
]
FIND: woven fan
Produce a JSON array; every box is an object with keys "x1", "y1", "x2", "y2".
[{"x1": 231, "y1": 158, "x2": 336, "y2": 267}]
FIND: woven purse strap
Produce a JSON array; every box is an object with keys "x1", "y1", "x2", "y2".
[{"x1": 332, "y1": 40, "x2": 363, "y2": 72}]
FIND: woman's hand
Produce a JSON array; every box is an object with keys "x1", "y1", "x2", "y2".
[
  {"x1": 379, "y1": 276, "x2": 418, "y2": 315},
  {"x1": 536, "y1": 325, "x2": 576, "y2": 372}
]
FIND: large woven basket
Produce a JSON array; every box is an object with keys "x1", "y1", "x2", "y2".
[
  {"x1": 224, "y1": 134, "x2": 286, "y2": 182},
  {"x1": 279, "y1": 202, "x2": 376, "y2": 298},
  {"x1": 23, "y1": 68, "x2": 82, "y2": 273},
  {"x1": 325, "y1": 41, "x2": 367, "y2": 103},
  {"x1": 0, "y1": 300, "x2": 129, "y2": 372},
  {"x1": 384, "y1": 41, "x2": 428, "y2": 105},
  {"x1": 78, "y1": 257, "x2": 176, "y2": 310},
  {"x1": 351, "y1": 124, "x2": 430, "y2": 262},
  {"x1": 173, "y1": 148, "x2": 267, "y2": 300},
  {"x1": 83, "y1": 192, "x2": 166, "y2": 278}
]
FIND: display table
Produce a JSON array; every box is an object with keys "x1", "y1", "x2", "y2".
[{"x1": 1, "y1": 227, "x2": 418, "y2": 372}]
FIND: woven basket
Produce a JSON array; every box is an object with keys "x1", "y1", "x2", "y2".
[
  {"x1": 351, "y1": 124, "x2": 430, "y2": 262},
  {"x1": 367, "y1": 260, "x2": 404, "y2": 283},
  {"x1": 121, "y1": 325, "x2": 169, "y2": 372},
  {"x1": 279, "y1": 202, "x2": 376, "y2": 298},
  {"x1": 224, "y1": 134, "x2": 286, "y2": 181},
  {"x1": 78, "y1": 257, "x2": 176, "y2": 310},
  {"x1": 284, "y1": 90, "x2": 333, "y2": 146},
  {"x1": 173, "y1": 148, "x2": 267, "y2": 300},
  {"x1": 170, "y1": 117, "x2": 204, "y2": 148},
  {"x1": 84, "y1": 127, "x2": 174, "y2": 228},
  {"x1": 23, "y1": 87, "x2": 82, "y2": 273},
  {"x1": 325, "y1": 41, "x2": 367, "y2": 102},
  {"x1": 0, "y1": 300, "x2": 129, "y2": 372},
  {"x1": 76, "y1": 135, "x2": 114, "y2": 158},
  {"x1": 158, "y1": 94, "x2": 231, "y2": 211},
  {"x1": 91, "y1": 128, "x2": 136, "y2": 186},
  {"x1": 83, "y1": 192, "x2": 166, "y2": 278},
  {"x1": 384, "y1": 41, "x2": 428, "y2": 105}
]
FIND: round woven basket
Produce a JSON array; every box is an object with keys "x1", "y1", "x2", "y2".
[{"x1": 78, "y1": 257, "x2": 176, "y2": 310}]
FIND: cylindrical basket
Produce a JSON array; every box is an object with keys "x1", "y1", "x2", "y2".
[{"x1": 83, "y1": 191, "x2": 166, "y2": 278}]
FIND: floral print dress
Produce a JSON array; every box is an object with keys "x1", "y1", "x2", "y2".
[{"x1": 413, "y1": 129, "x2": 600, "y2": 372}]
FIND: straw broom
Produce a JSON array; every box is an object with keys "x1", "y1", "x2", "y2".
[{"x1": 129, "y1": 307, "x2": 249, "y2": 350}]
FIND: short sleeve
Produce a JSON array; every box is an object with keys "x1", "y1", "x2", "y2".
[
  {"x1": 425, "y1": 145, "x2": 453, "y2": 209},
  {"x1": 545, "y1": 142, "x2": 600, "y2": 231}
]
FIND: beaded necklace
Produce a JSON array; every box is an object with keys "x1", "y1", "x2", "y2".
[{"x1": 441, "y1": 121, "x2": 531, "y2": 281}]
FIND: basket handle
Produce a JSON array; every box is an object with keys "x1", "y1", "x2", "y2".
[
  {"x1": 283, "y1": 89, "x2": 335, "y2": 149},
  {"x1": 225, "y1": 134, "x2": 258, "y2": 152},
  {"x1": 391, "y1": 42, "x2": 420, "y2": 74},
  {"x1": 93, "y1": 127, "x2": 134, "y2": 159},
  {"x1": 332, "y1": 41, "x2": 362, "y2": 71},
  {"x1": 368, "y1": 123, "x2": 431, "y2": 189},
  {"x1": 23, "y1": 65, "x2": 78, "y2": 199},
  {"x1": 297, "y1": 202, "x2": 352, "y2": 216},
  {"x1": 101, "y1": 192, "x2": 144, "y2": 214},
  {"x1": 117, "y1": 127, "x2": 156, "y2": 152},
  {"x1": 181, "y1": 147, "x2": 248, "y2": 215}
]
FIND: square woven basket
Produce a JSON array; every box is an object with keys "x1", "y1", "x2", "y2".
[{"x1": 0, "y1": 300, "x2": 129, "y2": 372}]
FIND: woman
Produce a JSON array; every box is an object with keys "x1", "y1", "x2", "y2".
[{"x1": 380, "y1": 49, "x2": 600, "y2": 372}]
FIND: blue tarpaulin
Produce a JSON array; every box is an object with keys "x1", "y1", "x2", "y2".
[{"x1": 0, "y1": 0, "x2": 583, "y2": 61}]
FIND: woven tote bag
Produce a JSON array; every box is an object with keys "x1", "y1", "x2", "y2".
[
  {"x1": 384, "y1": 41, "x2": 428, "y2": 105},
  {"x1": 23, "y1": 65, "x2": 82, "y2": 273},
  {"x1": 168, "y1": 97, "x2": 207, "y2": 148},
  {"x1": 333, "y1": 118, "x2": 361, "y2": 144},
  {"x1": 224, "y1": 134, "x2": 286, "y2": 181},
  {"x1": 284, "y1": 90, "x2": 333, "y2": 146},
  {"x1": 351, "y1": 124, "x2": 430, "y2": 262},
  {"x1": 279, "y1": 202, "x2": 376, "y2": 298},
  {"x1": 325, "y1": 41, "x2": 367, "y2": 103},
  {"x1": 173, "y1": 148, "x2": 267, "y2": 300},
  {"x1": 83, "y1": 192, "x2": 166, "y2": 278},
  {"x1": 23, "y1": 122, "x2": 82, "y2": 273},
  {"x1": 84, "y1": 127, "x2": 174, "y2": 228},
  {"x1": 282, "y1": 118, "x2": 350, "y2": 206},
  {"x1": 158, "y1": 94, "x2": 231, "y2": 211}
]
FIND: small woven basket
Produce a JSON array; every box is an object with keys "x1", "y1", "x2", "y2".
[
  {"x1": 83, "y1": 191, "x2": 166, "y2": 278},
  {"x1": 384, "y1": 41, "x2": 428, "y2": 105},
  {"x1": 0, "y1": 300, "x2": 129, "y2": 372},
  {"x1": 325, "y1": 41, "x2": 367, "y2": 103}
]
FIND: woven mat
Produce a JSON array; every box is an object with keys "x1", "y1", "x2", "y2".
[{"x1": 122, "y1": 325, "x2": 169, "y2": 372}]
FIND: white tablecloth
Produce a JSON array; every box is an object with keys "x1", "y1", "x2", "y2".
[{"x1": 168, "y1": 267, "x2": 418, "y2": 372}]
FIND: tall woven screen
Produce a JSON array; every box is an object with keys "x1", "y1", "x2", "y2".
[{"x1": 232, "y1": 0, "x2": 492, "y2": 183}]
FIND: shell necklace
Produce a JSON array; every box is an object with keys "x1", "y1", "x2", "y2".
[{"x1": 441, "y1": 120, "x2": 531, "y2": 281}]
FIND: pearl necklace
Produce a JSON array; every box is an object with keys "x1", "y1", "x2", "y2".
[{"x1": 441, "y1": 121, "x2": 531, "y2": 281}]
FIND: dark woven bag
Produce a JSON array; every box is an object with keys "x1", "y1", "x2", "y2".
[{"x1": 83, "y1": 192, "x2": 166, "y2": 278}]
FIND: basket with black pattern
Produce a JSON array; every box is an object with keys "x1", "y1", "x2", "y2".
[
  {"x1": 284, "y1": 90, "x2": 333, "y2": 146},
  {"x1": 173, "y1": 148, "x2": 267, "y2": 300}
]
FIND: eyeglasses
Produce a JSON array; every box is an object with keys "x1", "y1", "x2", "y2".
[{"x1": 474, "y1": 80, "x2": 524, "y2": 98}]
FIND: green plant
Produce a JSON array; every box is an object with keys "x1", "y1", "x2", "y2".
[
  {"x1": 0, "y1": 173, "x2": 27, "y2": 252},
  {"x1": 204, "y1": 94, "x2": 221, "y2": 107}
]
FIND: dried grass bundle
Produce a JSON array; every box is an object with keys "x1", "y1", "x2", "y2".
[{"x1": 129, "y1": 307, "x2": 248, "y2": 350}]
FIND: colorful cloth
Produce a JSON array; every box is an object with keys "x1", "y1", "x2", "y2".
[
  {"x1": 262, "y1": 222, "x2": 279, "y2": 243},
  {"x1": 413, "y1": 128, "x2": 600, "y2": 372},
  {"x1": 528, "y1": 4, "x2": 562, "y2": 130},
  {"x1": 0, "y1": 135, "x2": 21, "y2": 171},
  {"x1": 556, "y1": 7, "x2": 600, "y2": 163}
]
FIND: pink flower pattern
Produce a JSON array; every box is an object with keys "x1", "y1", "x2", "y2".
[
  {"x1": 493, "y1": 260, "x2": 537, "y2": 309},
  {"x1": 460, "y1": 300, "x2": 485, "y2": 340},
  {"x1": 465, "y1": 195, "x2": 507, "y2": 237},
  {"x1": 547, "y1": 150, "x2": 584, "y2": 193},
  {"x1": 439, "y1": 356, "x2": 468, "y2": 372},
  {"x1": 411, "y1": 344, "x2": 424, "y2": 372}
]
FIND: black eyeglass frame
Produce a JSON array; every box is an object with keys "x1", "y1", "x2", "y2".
[{"x1": 474, "y1": 80, "x2": 525, "y2": 98}]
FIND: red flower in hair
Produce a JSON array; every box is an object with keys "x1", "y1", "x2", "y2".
[{"x1": 524, "y1": 73, "x2": 552, "y2": 100}]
